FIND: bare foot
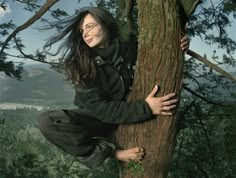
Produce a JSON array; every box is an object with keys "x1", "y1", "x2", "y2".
[{"x1": 114, "y1": 147, "x2": 145, "y2": 162}]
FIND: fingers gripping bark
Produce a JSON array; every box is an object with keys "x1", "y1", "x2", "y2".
[{"x1": 145, "y1": 85, "x2": 177, "y2": 115}]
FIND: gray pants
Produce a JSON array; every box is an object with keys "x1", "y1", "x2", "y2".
[{"x1": 38, "y1": 109, "x2": 117, "y2": 168}]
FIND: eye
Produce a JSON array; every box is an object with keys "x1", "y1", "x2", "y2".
[
  {"x1": 80, "y1": 23, "x2": 97, "y2": 35},
  {"x1": 86, "y1": 24, "x2": 94, "y2": 31}
]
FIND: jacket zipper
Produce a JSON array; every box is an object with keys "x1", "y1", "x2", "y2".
[
  {"x1": 97, "y1": 55, "x2": 125, "y2": 94},
  {"x1": 107, "y1": 63, "x2": 125, "y2": 93}
]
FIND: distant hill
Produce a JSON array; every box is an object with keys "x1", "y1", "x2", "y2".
[
  {"x1": 0, "y1": 64, "x2": 235, "y2": 107},
  {"x1": 0, "y1": 64, "x2": 75, "y2": 108}
]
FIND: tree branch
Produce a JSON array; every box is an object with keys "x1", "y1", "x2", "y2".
[
  {"x1": 14, "y1": 36, "x2": 59, "y2": 65},
  {"x1": 187, "y1": 49, "x2": 236, "y2": 81},
  {"x1": 124, "y1": 0, "x2": 134, "y2": 17},
  {"x1": 2, "y1": 52, "x2": 26, "y2": 59},
  {"x1": 0, "y1": 0, "x2": 59, "y2": 54},
  {"x1": 184, "y1": 73, "x2": 201, "y2": 89},
  {"x1": 123, "y1": 0, "x2": 135, "y2": 36},
  {"x1": 183, "y1": 85, "x2": 225, "y2": 106}
]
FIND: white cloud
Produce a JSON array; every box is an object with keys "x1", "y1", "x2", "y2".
[{"x1": 0, "y1": 3, "x2": 11, "y2": 19}]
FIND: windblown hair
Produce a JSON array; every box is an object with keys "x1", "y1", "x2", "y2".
[{"x1": 43, "y1": 7, "x2": 120, "y2": 85}]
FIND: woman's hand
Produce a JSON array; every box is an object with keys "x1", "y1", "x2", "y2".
[
  {"x1": 180, "y1": 35, "x2": 190, "y2": 53},
  {"x1": 145, "y1": 85, "x2": 177, "y2": 115},
  {"x1": 180, "y1": 24, "x2": 190, "y2": 53}
]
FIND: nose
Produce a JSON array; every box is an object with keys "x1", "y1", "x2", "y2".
[{"x1": 82, "y1": 31, "x2": 89, "y2": 39}]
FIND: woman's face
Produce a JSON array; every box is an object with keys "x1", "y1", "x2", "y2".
[{"x1": 80, "y1": 14, "x2": 106, "y2": 48}]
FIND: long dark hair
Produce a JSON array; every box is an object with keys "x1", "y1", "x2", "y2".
[{"x1": 43, "y1": 7, "x2": 120, "y2": 85}]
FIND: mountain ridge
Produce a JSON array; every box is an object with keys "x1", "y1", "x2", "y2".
[{"x1": 0, "y1": 64, "x2": 75, "y2": 108}]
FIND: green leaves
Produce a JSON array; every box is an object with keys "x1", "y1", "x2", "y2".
[
  {"x1": 0, "y1": 108, "x2": 120, "y2": 178},
  {"x1": 51, "y1": 9, "x2": 69, "y2": 19},
  {"x1": 0, "y1": 21, "x2": 16, "y2": 36},
  {"x1": 0, "y1": 55, "x2": 23, "y2": 80},
  {"x1": 170, "y1": 102, "x2": 236, "y2": 177},
  {"x1": 223, "y1": 0, "x2": 236, "y2": 14},
  {"x1": 128, "y1": 160, "x2": 144, "y2": 176}
]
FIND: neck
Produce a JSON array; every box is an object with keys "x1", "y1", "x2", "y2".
[{"x1": 92, "y1": 38, "x2": 120, "y2": 61}]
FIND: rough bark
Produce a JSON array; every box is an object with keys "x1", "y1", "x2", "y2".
[{"x1": 115, "y1": 0, "x2": 193, "y2": 177}]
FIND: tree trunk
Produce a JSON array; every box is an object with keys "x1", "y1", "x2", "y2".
[{"x1": 115, "y1": 0, "x2": 189, "y2": 177}]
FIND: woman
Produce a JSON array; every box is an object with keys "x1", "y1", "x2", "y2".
[{"x1": 39, "y1": 7, "x2": 189, "y2": 168}]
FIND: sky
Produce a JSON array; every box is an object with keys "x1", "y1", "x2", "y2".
[
  {"x1": 0, "y1": 0, "x2": 236, "y2": 72},
  {"x1": 0, "y1": 0, "x2": 94, "y2": 65}
]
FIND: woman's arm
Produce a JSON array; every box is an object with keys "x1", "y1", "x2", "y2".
[
  {"x1": 74, "y1": 82, "x2": 177, "y2": 124},
  {"x1": 74, "y1": 84, "x2": 153, "y2": 124}
]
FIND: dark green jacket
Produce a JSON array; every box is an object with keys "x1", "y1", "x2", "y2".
[{"x1": 74, "y1": 37, "x2": 152, "y2": 124}]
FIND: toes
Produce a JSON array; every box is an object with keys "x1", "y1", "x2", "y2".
[
  {"x1": 137, "y1": 151, "x2": 145, "y2": 160},
  {"x1": 132, "y1": 147, "x2": 144, "y2": 153},
  {"x1": 133, "y1": 149, "x2": 145, "y2": 161},
  {"x1": 128, "y1": 147, "x2": 140, "y2": 153},
  {"x1": 140, "y1": 147, "x2": 144, "y2": 153},
  {"x1": 116, "y1": 147, "x2": 145, "y2": 162}
]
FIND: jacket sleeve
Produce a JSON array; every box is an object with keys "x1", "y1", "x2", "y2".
[{"x1": 74, "y1": 82, "x2": 153, "y2": 124}]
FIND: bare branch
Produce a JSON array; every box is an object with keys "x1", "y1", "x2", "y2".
[
  {"x1": 124, "y1": 0, "x2": 134, "y2": 17},
  {"x1": 0, "y1": 0, "x2": 59, "y2": 54},
  {"x1": 187, "y1": 49, "x2": 236, "y2": 81},
  {"x1": 2, "y1": 52, "x2": 26, "y2": 59},
  {"x1": 183, "y1": 85, "x2": 225, "y2": 106},
  {"x1": 123, "y1": 0, "x2": 135, "y2": 36},
  {"x1": 183, "y1": 73, "x2": 201, "y2": 88}
]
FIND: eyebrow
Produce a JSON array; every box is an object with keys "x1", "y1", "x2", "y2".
[
  {"x1": 79, "y1": 22, "x2": 97, "y2": 34},
  {"x1": 84, "y1": 22, "x2": 97, "y2": 28}
]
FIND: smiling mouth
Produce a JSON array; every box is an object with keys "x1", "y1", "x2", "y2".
[{"x1": 86, "y1": 39, "x2": 93, "y2": 44}]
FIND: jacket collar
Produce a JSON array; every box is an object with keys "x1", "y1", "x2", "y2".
[
  {"x1": 93, "y1": 38, "x2": 124, "y2": 70},
  {"x1": 94, "y1": 56, "x2": 106, "y2": 66}
]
